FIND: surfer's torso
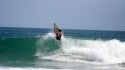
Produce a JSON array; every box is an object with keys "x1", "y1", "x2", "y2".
[{"x1": 55, "y1": 32, "x2": 62, "y2": 40}]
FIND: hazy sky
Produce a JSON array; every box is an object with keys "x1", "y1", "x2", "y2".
[{"x1": 0, "y1": 0, "x2": 125, "y2": 31}]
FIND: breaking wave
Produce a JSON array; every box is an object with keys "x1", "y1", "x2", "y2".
[{"x1": 37, "y1": 32, "x2": 125, "y2": 64}]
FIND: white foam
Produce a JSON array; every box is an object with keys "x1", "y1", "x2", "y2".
[
  {"x1": 0, "y1": 67, "x2": 69, "y2": 70},
  {"x1": 60, "y1": 38, "x2": 125, "y2": 64},
  {"x1": 43, "y1": 32, "x2": 55, "y2": 40},
  {"x1": 37, "y1": 32, "x2": 125, "y2": 64}
]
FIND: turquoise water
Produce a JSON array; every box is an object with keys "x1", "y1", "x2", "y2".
[{"x1": 0, "y1": 27, "x2": 125, "y2": 70}]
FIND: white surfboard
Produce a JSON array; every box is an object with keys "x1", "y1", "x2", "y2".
[{"x1": 54, "y1": 23, "x2": 60, "y2": 33}]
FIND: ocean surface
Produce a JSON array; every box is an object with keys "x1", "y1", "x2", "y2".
[{"x1": 0, "y1": 27, "x2": 125, "y2": 70}]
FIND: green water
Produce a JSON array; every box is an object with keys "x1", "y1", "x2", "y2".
[{"x1": 0, "y1": 38, "x2": 37, "y2": 66}]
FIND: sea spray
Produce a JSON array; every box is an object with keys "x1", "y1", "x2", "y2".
[{"x1": 36, "y1": 32, "x2": 60, "y2": 58}]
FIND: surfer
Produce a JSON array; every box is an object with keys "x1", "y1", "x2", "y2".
[{"x1": 55, "y1": 29, "x2": 62, "y2": 40}]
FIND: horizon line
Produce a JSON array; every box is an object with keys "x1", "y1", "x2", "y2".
[{"x1": 0, "y1": 26, "x2": 125, "y2": 32}]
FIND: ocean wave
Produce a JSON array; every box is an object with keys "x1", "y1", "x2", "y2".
[
  {"x1": 38, "y1": 32, "x2": 125, "y2": 64},
  {"x1": 1, "y1": 32, "x2": 125, "y2": 65}
]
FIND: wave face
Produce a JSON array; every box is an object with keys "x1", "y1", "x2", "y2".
[{"x1": 0, "y1": 38, "x2": 38, "y2": 66}]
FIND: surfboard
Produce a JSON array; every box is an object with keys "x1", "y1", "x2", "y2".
[{"x1": 54, "y1": 23, "x2": 60, "y2": 33}]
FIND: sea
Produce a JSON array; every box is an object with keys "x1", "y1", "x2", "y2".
[{"x1": 0, "y1": 27, "x2": 125, "y2": 70}]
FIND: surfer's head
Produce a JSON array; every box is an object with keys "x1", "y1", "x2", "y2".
[
  {"x1": 55, "y1": 29, "x2": 62, "y2": 33},
  {"x1": 58, "y1": 29, "x2": 62, "y2": 32}
]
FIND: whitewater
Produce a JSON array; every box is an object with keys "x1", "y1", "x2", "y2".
[{"x1": 37, "y1": 32, "x2": 125, "y2": 64}]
